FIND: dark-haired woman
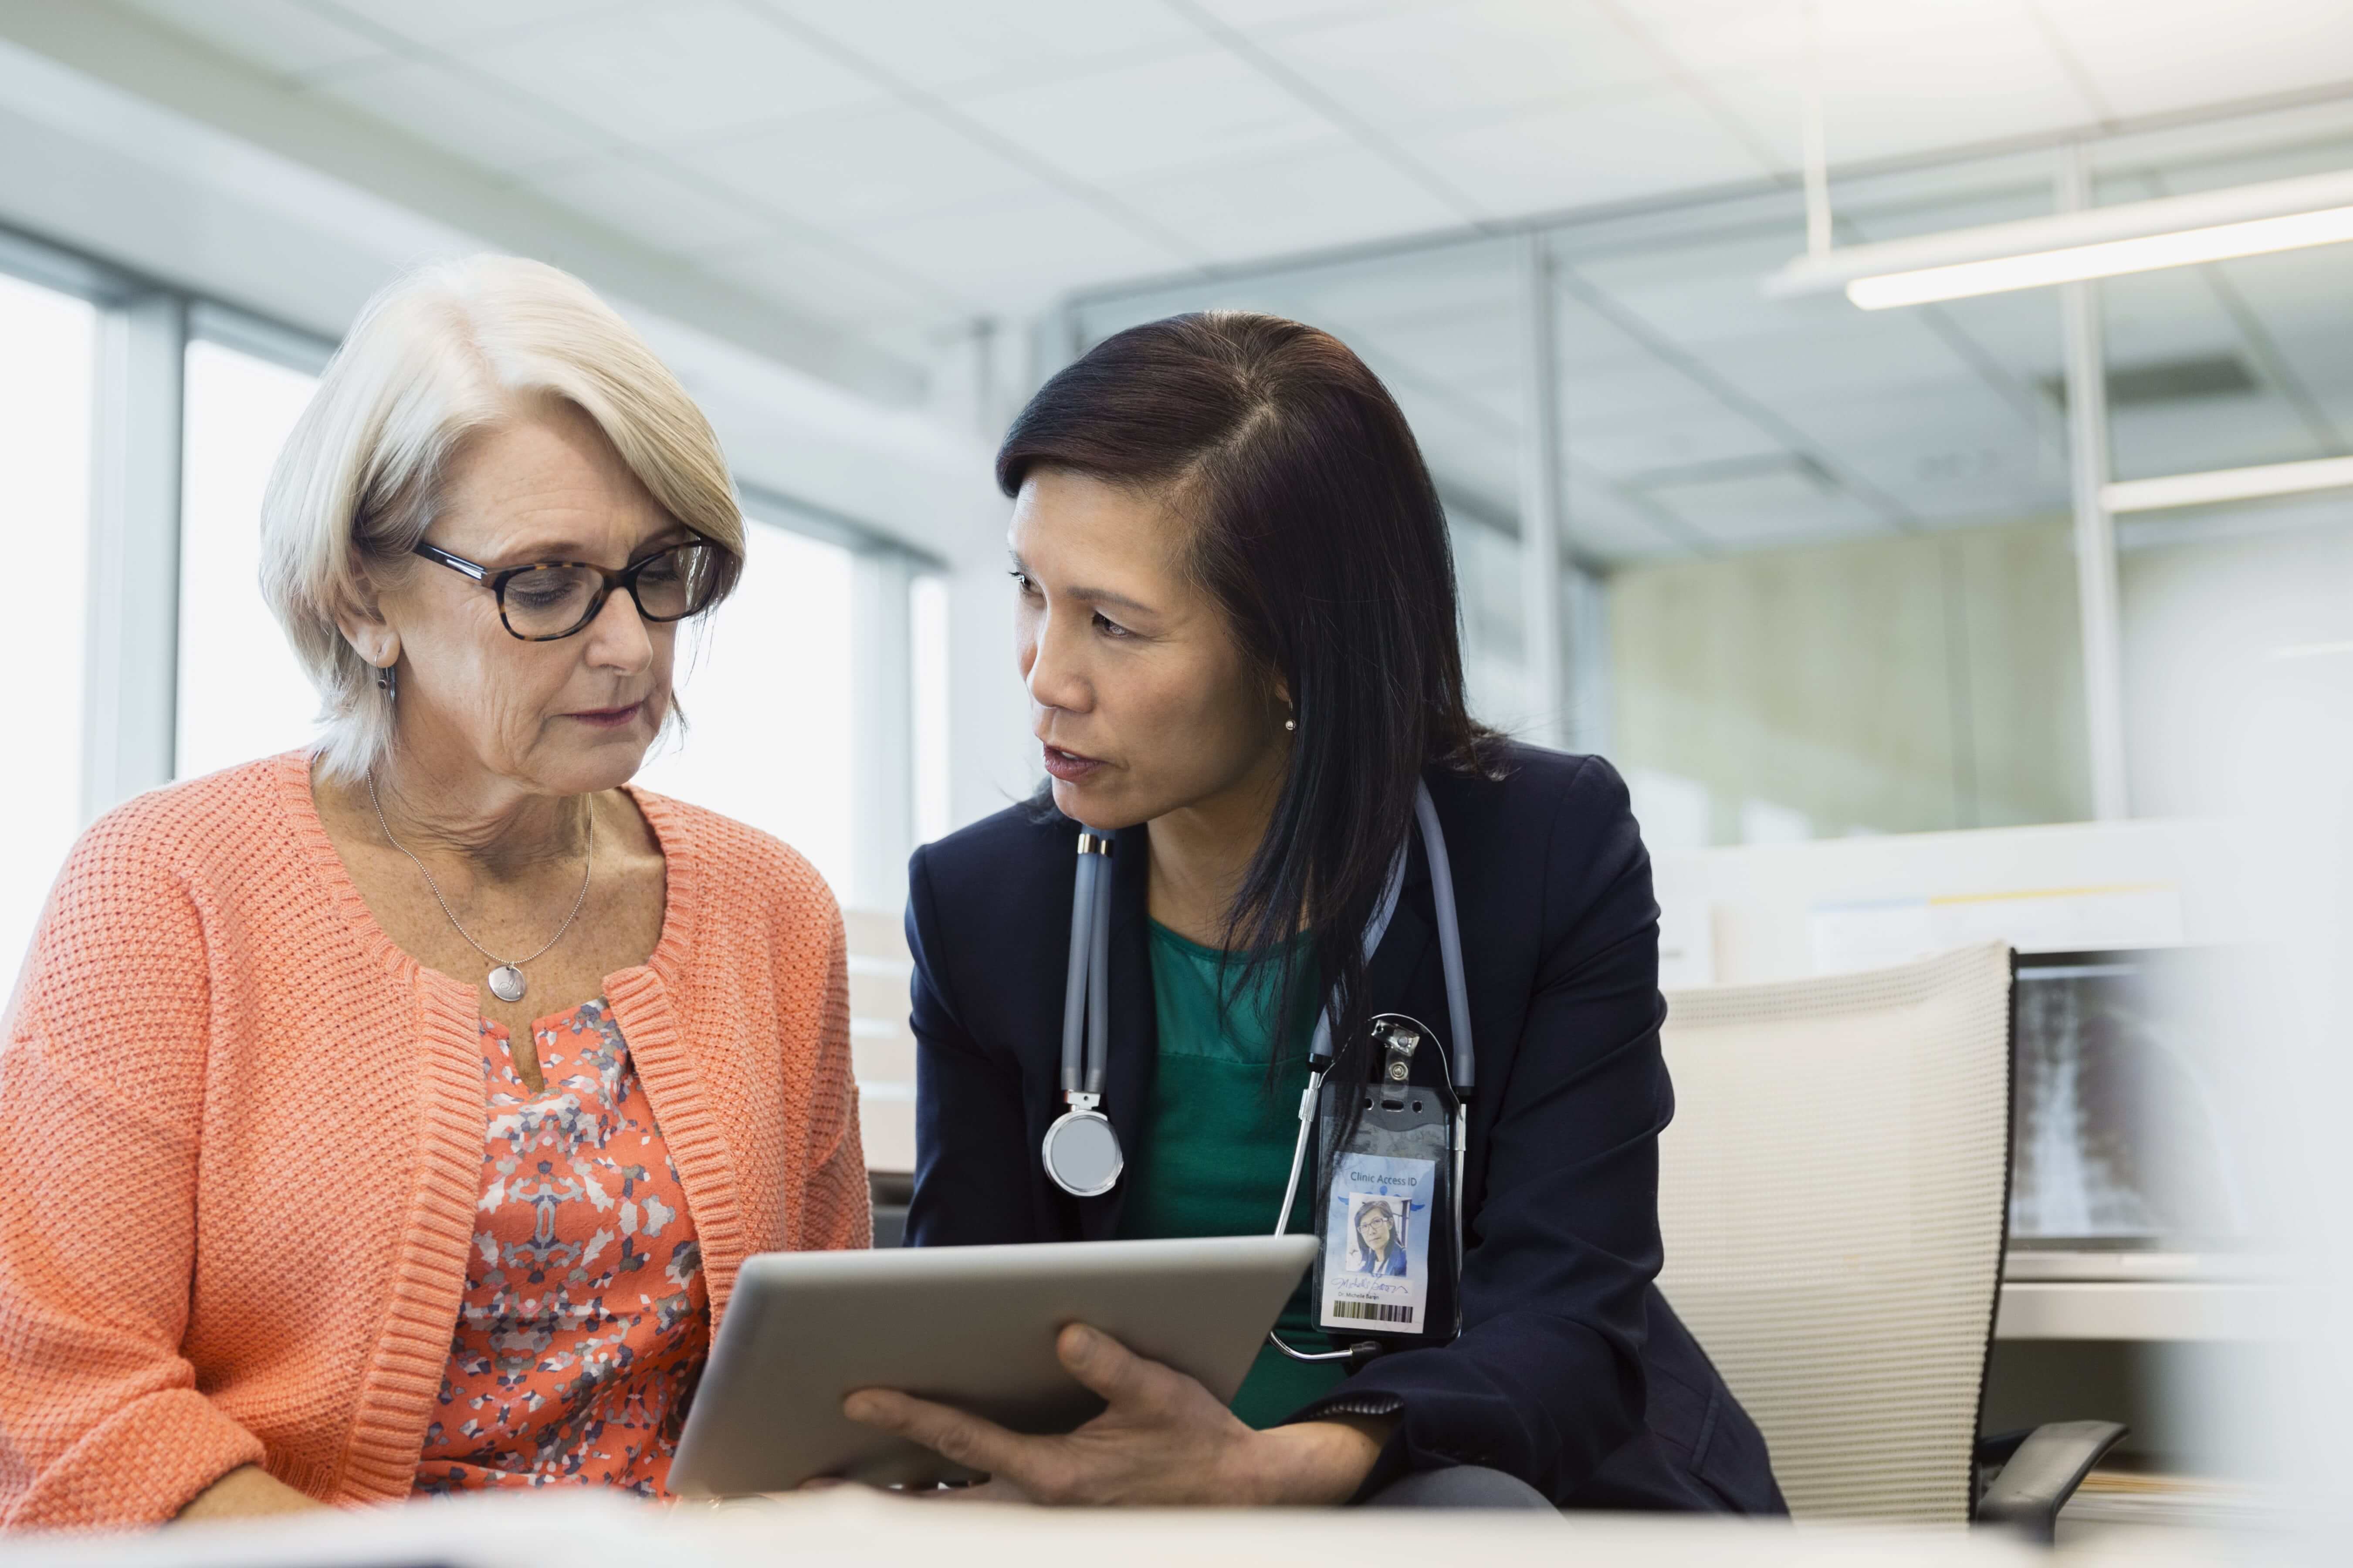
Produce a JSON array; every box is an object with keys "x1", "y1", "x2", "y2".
[{"x1": 850, "y1": 313, "x2": 1783, "y2": 1514}]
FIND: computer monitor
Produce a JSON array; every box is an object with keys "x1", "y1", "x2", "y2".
[{"x1": 2009, "y1": 947, "x2": 2255, "y2": 1254}]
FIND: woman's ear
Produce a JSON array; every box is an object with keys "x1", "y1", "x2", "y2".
[{"x1": 333, "y1": 583, "x2": 400, "y2": 673}]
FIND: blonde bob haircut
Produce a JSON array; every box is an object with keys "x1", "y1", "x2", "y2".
[{"x1": 261, "y1": 253, "x2": 744, "y2": 783}]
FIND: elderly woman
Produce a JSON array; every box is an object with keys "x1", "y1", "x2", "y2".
[{"x1": 0, "y1": 256, "x2": 866, "y2": 1531}]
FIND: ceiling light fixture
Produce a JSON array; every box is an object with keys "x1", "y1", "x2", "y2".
[
  {"x1": 1849, "y1": 205, "x2": 2353, "y2": 308},
  {"x1": 2104, "y1": 456, "x2": 2353, "y2": 514},
  {"x1": 1766, "y1": 168, "x2": 2353, "y2": 308}
]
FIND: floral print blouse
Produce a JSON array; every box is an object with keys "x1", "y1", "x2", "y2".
[{"x1": 414, "y1": 998, "x2": 709, "y2": 1498}]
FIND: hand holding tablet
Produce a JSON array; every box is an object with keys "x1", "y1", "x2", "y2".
[
  {"x1": 838, "y1": 1318, "x2": 1389, "y2": 1506},
  {"x1": 668, "y1": 1236, "x2": 1324, "y2": 1499}
]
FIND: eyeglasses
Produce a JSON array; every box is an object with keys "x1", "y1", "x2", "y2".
[{"x1": 412, "y1": 538, "x2": 722, "y2": 642}]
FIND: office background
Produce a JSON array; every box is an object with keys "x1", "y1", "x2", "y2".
[{"x1": 3, "y1": 0, "x2": 2350, "y2": 1536}]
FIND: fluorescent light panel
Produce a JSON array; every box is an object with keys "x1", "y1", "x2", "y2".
[
  {"x1": 2104, "y1": 456, "x2": 2353, "y2": 514},
  {"x1": 1848, "y1": 204, "x2": 2353, "y2": 309},
  {"x1": 1765, "y1": 169, "x2": 2353, "y2": 306}
]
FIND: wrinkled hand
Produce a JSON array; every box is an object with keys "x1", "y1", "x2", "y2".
[{"x1": 840, "y1": 1323, "x2": 1384, "y2": 1507}]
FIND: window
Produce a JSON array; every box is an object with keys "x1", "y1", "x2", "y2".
[
  {"x1": 0, "y1": 271, "x2": 96, "y2": 972},
  {"x1": 176, "y1": 339, "x2": 323, "y2": 779},
  {"x1": 633, "y1": 517, "x2": 857, "y2": 898},
  {"x1": 911, "y1": 572, "x2": 952, "y2": 845}
]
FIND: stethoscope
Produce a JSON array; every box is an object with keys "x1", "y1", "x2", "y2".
[{"x1": 1042, "y1": 782, "x2": 1477, "y2": 1355}]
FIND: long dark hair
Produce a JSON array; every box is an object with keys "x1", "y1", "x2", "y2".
[{"x1": 997, "y1": 311, "x2": 1503, "y2": 1080}]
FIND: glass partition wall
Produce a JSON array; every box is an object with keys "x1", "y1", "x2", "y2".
[
  {"x1": 2096, "y1": 105, "x2": 2353, "y2": 824},
  {"x1": 1068, "y1": 97, "x2": 2353, "y2": 849}
]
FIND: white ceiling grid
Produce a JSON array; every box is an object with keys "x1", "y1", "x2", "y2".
[
  {"x1": 118, "y1": 0, "x2": 2353, "y2": 335},
  {"x1": 110, "y1": 0, "x2": 2353, "y2": 564}
]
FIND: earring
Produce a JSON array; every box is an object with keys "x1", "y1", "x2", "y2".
[
  {"x1": 376, "y1": 664, "x2": 398, "y2": 705},
  {"x1": 1284, "y1": 716, "x2": 1296, "y2": 732}
]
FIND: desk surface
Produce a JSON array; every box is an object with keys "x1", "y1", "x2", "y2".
[
  {"x1": 9, "y1": 1485, "x2": 2257, "y2": 1568},
  {"x1": 1996, "y1": 1279, "x2": 2287, "y2": 1341}
]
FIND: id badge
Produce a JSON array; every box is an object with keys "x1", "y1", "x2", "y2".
[
  {"x1": 1320, "y1": 1152, "x2": 1435, "y2": 1331},
  {"x1": 1313, "y1": 1013, "x2": 1460, "y2": 1348}
]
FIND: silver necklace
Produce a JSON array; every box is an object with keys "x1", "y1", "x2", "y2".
[{"x1": 365, "y1": 773, "x2": 594, "y2": 1004}]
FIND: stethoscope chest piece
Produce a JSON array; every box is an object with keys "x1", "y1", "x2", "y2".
[
  {"x1": 1048, "y1": 830, "x2": 1122, "y2": 1199},
  {"x1": 1043, "y1": 1098, "x2": 1123, "y2": 1198}
]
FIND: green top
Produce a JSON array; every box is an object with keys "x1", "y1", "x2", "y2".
[{"x1": 1113, "y1": 921, "x2": 1344, "y2": 1428}]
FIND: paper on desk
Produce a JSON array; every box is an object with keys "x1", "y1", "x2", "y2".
[{"x1": 1809, "y1": 884, "x2": 2184, "y2": 975}]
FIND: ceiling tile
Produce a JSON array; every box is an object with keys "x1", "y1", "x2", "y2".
[
  {"x1": 309, "y1": 0, "x2": 638, "y2": 48},
  {"x1": 1920, "y1": 291, "x2": 2065, "y2": 385},
  {"x1": 1564, "y1": 229, "x2": 1821, "y2": 348},
  {"x1": 842, "y1": 187, "x2": 1186, "y2": 310},
  {"x1": 1412, "y1": 89, "x2": 1773, "y2": 220},
  {"x1": 312, "y1": 60, "x2": 610, "y2": 169},
  {"x1": 951, "y1": 47, "x2": 1342, "y2": 186},
  {"x1": 1677, "y1": 312, "x2": 1972, "y2": 403},
  {"x1": 689, "y1": 102, "x2": 1044, "y2": 229},
  {"x1": 1561, "y1": 358, "x2": 1717, "y2": 424},
  {"x1": 1349, "y1": 307, "x2": 1524, "y2": 392},
  {"x1": 2109, "y1": 391, "x2": 2329, "y2": 480},
  {"x1": 762, "y1": 0, "x2": 1194, "y2": 93},
  {"x1": 1256, "y1": 0, "x2": 1669, "y2": 135},
  {"x1": 1693, "y1": 59, "x2": 2086, "y2": 172},
  {"x1": 1254, "y1": 248, "x2": 1520, "y2": 343},
  {"x1": 2036, "y1": 0, "x2": 2353, "y2": 120},
  {"x1": 531, "y1": 156, "x2": 784, "y2": 252},
  {"x1": 2086, "y1": 101, "x2": 2353, "y2": 190},
  {"x1": 1775, "y1": 382, "x2": 2061, "y2": 519},
  {"x1": 1607, "y1": 0, "x2": 1805, "y2": 71},
  {"x1": 2218, "y1": 246, "x2": 2353, "y2": 429},
  {"x1": 1835, "y1": 177, "x2": 2055, "y2": 246},
  {"x1": 460, "y1": 3, "x2": 885, "y2": 144},
  {"x1": 1638, "y1": 0, "x2": 2095, "y2": 165},
  {"x1": 697, "y1": 233, "x2": 957, "y2": 324},
  {"x1": 1557, "y1": 483, "x2": 1699, "y2": 564},
  {"x1": 1570, "y1": 407, "x2": 1786, "y2": 479},
  {"x1": 1113, "y1": 139, "x2": 1465, "y2": 264},
  {"x1": 2082, "y1": 265, "x2": 2236, "y2": 366},
  {"x1": 1186, "y1": 0, "x2": 1438, "y2": 34},
  {"x1": 1641, "y1": 461, "x2": 1891, "y2": 549},
  {"x1": 123, "y1": 0, "x2": 389, "y2": 77}
]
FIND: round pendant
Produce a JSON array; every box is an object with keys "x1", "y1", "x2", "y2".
[
  {"x1": 487, "y1": 963, "x2": 527, "y2": 1003},
  {"x1": 1041, "y1": 1108, "x2": 1123, "y2": 1198}
]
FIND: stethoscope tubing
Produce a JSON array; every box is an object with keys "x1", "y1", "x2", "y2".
[
  {"x1": 1060, "y1": 785, "x2": 1464, "y2": 1102},
  {"x1": 1086, "y1": 847, "x2": 1112, "y2": 1095},
  {"x1": 1060, "y1": 836, "x2": 1115, "y2": 1099},
  {"x1": 1060, "y1": 850, "x2": 1097, "y2": 1096},
  {"x1": 1053, "y1": 777, "x2": 1476, "y2": 1358},
  {"x1": 1415, "y1": 783, "x2": 1475, "y2": 1096}
]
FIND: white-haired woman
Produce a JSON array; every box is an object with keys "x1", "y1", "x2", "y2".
[{"x1": 0, "y1": 256, "x2": 867, "y2": 1532}]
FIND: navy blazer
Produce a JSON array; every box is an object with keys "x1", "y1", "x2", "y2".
[{"x1": 902, "y1": 744, "x2": 1783, "y2": 1512}]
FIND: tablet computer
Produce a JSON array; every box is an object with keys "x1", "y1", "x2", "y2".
[{"x1": 669, "y1": 1234, "x2": 1318, "y2": 1497}]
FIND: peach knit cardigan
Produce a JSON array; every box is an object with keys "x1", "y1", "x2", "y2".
[{"x1": 0, "y1": 753, "x2": 868, "y2": 1531}]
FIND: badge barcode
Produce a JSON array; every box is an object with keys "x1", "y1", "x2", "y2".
[{"x1": 1329, "y1": 1300, "x2": 1416, "y2": 1324}]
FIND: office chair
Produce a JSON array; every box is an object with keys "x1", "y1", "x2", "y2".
[{"x1": 1656, "y1": 941, "x2": 2122, "y2": 1541}]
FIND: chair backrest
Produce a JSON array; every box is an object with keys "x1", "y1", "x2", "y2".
[
  {"x1": 1656, "y1": 942, "x2": 2012, "y2": 1523},
  {"x1": 845, "y1": 907, "x2": 918, "y2": 1178}
]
